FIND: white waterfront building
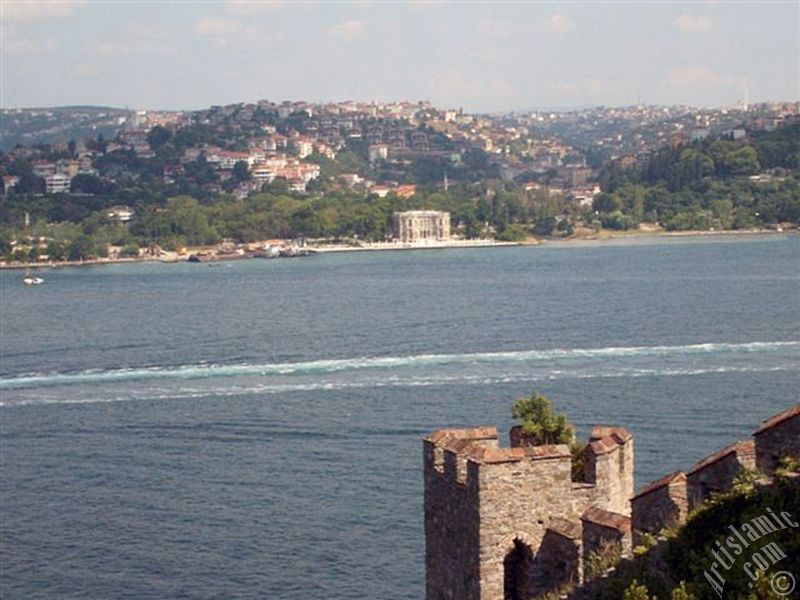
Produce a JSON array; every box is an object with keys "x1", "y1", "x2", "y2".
[{"x1": 392, "y1": 210, "x2": 451, "y2": 243}]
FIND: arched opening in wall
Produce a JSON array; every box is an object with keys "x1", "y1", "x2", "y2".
[{"x1": 503, "y1": 539, "x2": 534, "y2": 600}]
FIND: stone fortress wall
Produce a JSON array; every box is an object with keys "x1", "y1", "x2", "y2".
[
  {"x1": 424, "y1": 425, "x2": 634, "y2": 599},
  {"x1": 424, "y1": 403, "x2": 800, "y2": 600},
  {"x1": 631, "y1": 403, "x2": 799, "y2": 540}
]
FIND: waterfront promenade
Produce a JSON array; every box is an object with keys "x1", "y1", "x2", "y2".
[{"x1": 0, "y1": 228, "x2": 791, "y2": 270}]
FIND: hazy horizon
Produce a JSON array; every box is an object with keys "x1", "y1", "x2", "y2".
[
  {"x1": 6, "y1": 99, "x2": 798, "y2": 115},
  {"x1": 1, "y1": 1, "x2": 798, "y2": 112}
]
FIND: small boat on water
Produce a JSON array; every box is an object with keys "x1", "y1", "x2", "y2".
[{"x1": 22, "y1": 212, "x2": 44, "y2": 286}]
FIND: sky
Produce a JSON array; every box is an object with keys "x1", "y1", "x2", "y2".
[{"x1": 1, "y1": 0, "x2": 798, "y2": 112}]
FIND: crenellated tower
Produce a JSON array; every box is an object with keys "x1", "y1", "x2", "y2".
[{"x1": 423, "y1": 425, "x2": 634, "y2": 600}]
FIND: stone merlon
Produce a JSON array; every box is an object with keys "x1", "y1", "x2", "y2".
[
  {"x1": 754, "y1": 403, "x2": 800, "y2": 435},
  {"x1": 686, "y1": 439, "x2": 755, "y2": 476},
  {"x1": 753, "y1": 403, "x2": 800, "y2": 474},
  {"x1": 632, "y1": 471, "x2": 686, "y2": 501},
  {"x1": 686, "y1": 439, "x2": 755, "y2": 510},
  {"x1": 631, "y1": 471, "x2": 688, "y2": 538},
  {"x1": 588, "y1": 426, "x2": 633, "y2": 455}
]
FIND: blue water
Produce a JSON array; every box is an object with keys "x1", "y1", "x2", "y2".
[{"x1": 1, "y1": 235, "x2": 799, "y2": 599}]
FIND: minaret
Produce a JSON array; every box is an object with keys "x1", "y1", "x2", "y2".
[
  {"x1": 443, "y1": 172, "x2": 449, "y2": 192},
  {"x1": 742, "y1": 81, "x2": 749, "y2": 112}
]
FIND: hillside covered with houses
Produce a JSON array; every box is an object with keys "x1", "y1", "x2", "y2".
[{"x1": 1, "y1": 99, "x2": 798, "y2": 263}]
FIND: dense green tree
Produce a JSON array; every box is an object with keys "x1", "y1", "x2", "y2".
[
  {"x1": 70, "y1": 173, "x2": 115, "y2": 195},
  {"x1": 232, "y1": 160, "x2": 251, "y2": 183},
  {"x1": 7, "y1": 160, "x2": 44, "y2": 194},
  {"x1": 721, "y1": 146, "x2": 760, "y2": 176},
  {"x1": 146, "y1": 126, "x2": 172, "y2": 150},
  {"x1": 119, "y1": 242, "x2": 140, "y2": 257},
  {"x1": 172, "y1": 124, "x2": 215, "y2": 150},
  {"x1": 511, "y1": 392, "x2": 575, "y2": 445},
  {"x1": 290, "y1": 205, "x2": 323, "y2": 239},
  {"x1": 601, "y1": 211, "x2": 638, "y2": 230},
  {"x1": 593, "y1": 192, "x2": 623, "y2": 213},
  {"x1": 710, "y1": 199, "x2": 734, "y2": 229},
  {"x1": 496, "y1": 224, "x2": 528, "y2": 241},
  {"x1": 183, "y1": 155, "x2": 217, "y2": 186},
  {"x1": 67, "y1": 235, "x2": 93, "y2": 260}
]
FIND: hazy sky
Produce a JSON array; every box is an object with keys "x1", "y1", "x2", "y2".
[{"x1": 1, "y1": 0, "x2": 798, "y2": 112}]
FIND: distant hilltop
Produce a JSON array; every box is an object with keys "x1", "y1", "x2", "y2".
[
  {"x1": 3, "y1": 105, "x2": 129, "y2": 112},
  {"x1": 3, "y1": 99, "x2": 799, "y2": 150},
  {"x1": 5, "y1": 98, "x2": 799, "y2": 115},
  {"x1": 1, "y1": 106, "x2": 134, "y2": 151}
]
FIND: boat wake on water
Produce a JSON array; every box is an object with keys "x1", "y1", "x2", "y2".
[{"x1": 1, "y1": 340, "x2": 798, "y2": 407}]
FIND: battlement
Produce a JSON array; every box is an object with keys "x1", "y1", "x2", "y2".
[
  {"x1": 425, "y1": 424, "x2": 634, "y2": 500},
  {"x1": 425, "y1": 405, "x2": 799, "y2": 600},
  {"x1": 631, "y1": 404, "x2": 799, "y2": 541},
  {"x1": 424, "y1": 427, "x2": 573, "y2": 488},
  {"x1": 424, "y1": 424, "x2": 634, "y2": 599}
]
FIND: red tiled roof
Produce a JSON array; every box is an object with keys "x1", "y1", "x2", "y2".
[
  {"x1": 632, "y1": 471, "x2": 686, "y2": 500},
  {"x1": 687, "y1": 440, "x2": 755, "y2": 475},
  {"x1": 754, "y1": 404, "x2": 800, "y2": 435}
]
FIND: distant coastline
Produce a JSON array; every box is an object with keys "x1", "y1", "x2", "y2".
[
  {"x1": 534, "y1": 226, "x2": 794, "y2": 248},
  {"x1": 0, "y1": 228, "x2": 793, "y2": 271}
]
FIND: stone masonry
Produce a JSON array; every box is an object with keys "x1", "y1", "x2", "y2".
[
  {"x1": 580, "y1": 506, "x2": 633, "y2": 565},
  {"x1": 686, "y1": 439, "x2": 755, "y2": 511},
  {"x1": 630, "y1": 472, "x2": 688, "y2": 537},
  {"x1": 423, "y1": 425, "x2": 633, "y2": 600},
  {"x1": 632, "y1": 403, "x2": 800, "y2": 541},
  {"x1": 754, "y1": 404, "x2": 800, "y2": 475},
  {"x1": 424, "y1": 405, "x2": 799, "y2": 600}
]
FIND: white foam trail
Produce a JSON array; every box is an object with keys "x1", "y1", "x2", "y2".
[
  {"x1": 0, "y1": 364, "x2": 795, "y2": 409},
  {"x1": 1, "y1": 340, "x2": 797, "y2": 390}
]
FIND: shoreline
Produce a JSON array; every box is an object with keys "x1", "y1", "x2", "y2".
[
  {"x1": 308, "y1": 239, "x2": 521, "y2": 253},
  {"x1": 1, "y1": 228, "x2": 793, "y2": 271},
  {"x1": 536, "y1": 227, "x2": 793, "y2": 247}
]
